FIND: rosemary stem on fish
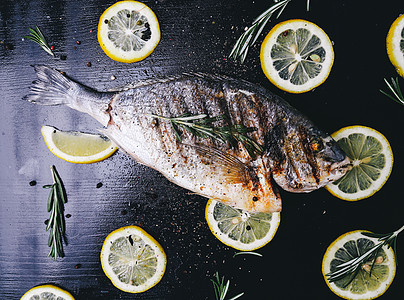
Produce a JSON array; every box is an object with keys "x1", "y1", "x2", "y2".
[
  {"x1": 325, "y1": 224, "x2": 404, "y2": 286},
  {"x1": 24, "y1": 26, "x2": 54, "y2": 56},
  {"x1": 211, "y1": 272, "x2": 244, "y2": 300},
  {"x1": 229, "y1": 0, "x2": 310, "y2": 63},
  {"x1": 380, "y1": 77, "x2": 404, "y2": 106},
  {"x1": 147, "y1": 113, "x2": 264, "y2": 159},
  {"x1": 43, "y1": 165, "x2": 67, "y2": 260}
]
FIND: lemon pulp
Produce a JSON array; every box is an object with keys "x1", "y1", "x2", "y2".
[
  {"x1": 387, "y1": 14, "x2": 404, "y2": 77},
  {"x1": 325, "y1": 126, "x2": 393, "y2": 201},
  {"x1": 261, "y1": 19, "x2": 334, "y2": 93},
  {"x1": 322, "y1": 230, "x2": 396, "y2": 300},
  {"x1": 41, "y1": 125, "x2": 118, "y2": 164},
  {"x1": 98, "y1": 1, "x2": 160, "y2": 63},
  {"x1": 21, "y1": 284, "x2": 75, "y2": 300},
  {"x1": 205, "y1": 199, "x2": 280, "y2": 251},
  {"x1": 100, "y1": 226, "x2": 166, "y2": 293}
]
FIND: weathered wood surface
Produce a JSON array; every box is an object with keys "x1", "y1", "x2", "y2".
[{"x1": 1, "y1": 0, "x2": 404, "y2": 299}]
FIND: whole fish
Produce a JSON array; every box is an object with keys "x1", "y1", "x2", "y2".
[{"x1": 24, "y1": 65, "x2": 349, "y2": 213}]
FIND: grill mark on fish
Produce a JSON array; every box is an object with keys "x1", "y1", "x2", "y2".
[
  {"x1": 284, "y1": 131, "x2": 303, "y2": 190},
  {"x1": 298, "y1": 125, "x2": 321, "y2": 184},
  {"x1": 265, "y1": 123, "x2": 286, "y2": 172}
]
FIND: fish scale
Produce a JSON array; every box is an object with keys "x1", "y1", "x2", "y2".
[{"x1": 24, "y1": 65, "x2": 350, "y2": 213}]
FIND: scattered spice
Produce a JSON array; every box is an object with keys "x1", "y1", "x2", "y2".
[
  {"x1": 5, "y1": 43, "x2": 14, "y2": 50},
  {"x1": 65, "y1": 213, "x2": 72, "y2": 218},
  {"x1": 50, "y1": 45, "x2": 54, "y2": 51},
  {"x1": 86, "y1": 61, "x2": 92, "y2": 67},
  {"x1": 96, "y1": 182, "x2": 103, "y2": 188},
  {"x1": 74, "y1": 263, "x2": 82, "y2": 269},
  {"x1": 110, "y1": 75, "x2": 116, "y2": 80},
  {"x1": 29, "y1": 180, "x2": 37, "y2": 186},
  {"x1": 76, "y1": 40, "x2": 81, "y2": 45}
]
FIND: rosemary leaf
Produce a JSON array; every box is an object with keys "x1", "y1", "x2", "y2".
[
  {"x1": 211, "y1": 272, "x2": 244, "y2": 300},
  {"x1": 229, "y1": 0, "x2": 291, "y2": 63},
  {"x1": 47, "y1": 185, "x2": 55, "y2": 212},
  {"x1": 229, "y1": 0, "x2": 312, "y2": 63},
  {"x1": 233, "y1": 251, "x2": 263, "y2": 257},
  {"x1": 380, "y1": 77, "x2": 404, "y2": 106},
  {"x1": 24, "y1": 25, "x2": 54, "y2": 57},
  {"x1": 326, "y1": 224, "x2": 404, "y2": 284},
  {"x1": 148, "y1": 113, "x2": 263, "y2": 159},
  {"x1": 43, "y1": 165, "x2": 67, "y2": 260}
]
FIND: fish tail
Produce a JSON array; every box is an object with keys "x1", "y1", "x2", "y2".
[
  {"x1": 24, "y1": 65, "x2": 113, "y2": 126},
  {"x1": 23, "y1": 65, "x2": 81, "y2": 106}
]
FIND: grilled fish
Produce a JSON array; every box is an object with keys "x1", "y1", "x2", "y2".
[{"x1": 24, "y1": 65, "x2": 349, "y2": 213}]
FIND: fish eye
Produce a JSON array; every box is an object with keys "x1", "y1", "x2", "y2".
[{"x1": 309, "y1": 138, "x2": 324, "y2": 152}]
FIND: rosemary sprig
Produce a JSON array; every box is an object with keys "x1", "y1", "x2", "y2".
[
  {"x1": 43, "y1": 165, "x2": 67, "y2": 260},
  {"x1": 24, "y1": 26, "x2": 54, "y2": 56},
  {"x1": 380, "y1": 77, "x2": 404, "y2": 106},
  {"x1": 211, "y1": 272, "x2": 244, "y2": 300},
  {"x1": 326, "y1": 224, "x2": 404, "y2": 285},
  {"x1": 229, "y1": 0, "x2": 310, "y2": 63},
  {"x1": 148, "y1": 113, "x2": 264, "y2": 159}
]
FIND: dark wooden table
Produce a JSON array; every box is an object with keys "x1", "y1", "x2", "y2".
[{"x1": 1, "y1": 0, "x2": 404, "y2": 299}]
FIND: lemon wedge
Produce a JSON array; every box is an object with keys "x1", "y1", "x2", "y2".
[
  {"x1": 21, "y1": 285, "x2": 75, "y2": 300},
  {"x1": 260, "y1": 19, "x2": 334, "y2": 93},
  {"x1": 100, "y1": 226, "x2": 166, "y2": 293},
  {"x1": 97, "y1": 0, "x2": 160, "y2": 63},
  {"x1": 205, "y1": 199, "x2": 280, "y2": 251},
  {"x1": 387, "y1": 14, "x2": 404, "y2": 78},
  {"x1": 322, "y1": 230, "x2": 396, "y2": 300},
  {"x1": 41, "y1": 125, "x2": 118, "y2": 164},
  {"x1": 325, "y1": 126, "x2": 393, "y2": 201}
]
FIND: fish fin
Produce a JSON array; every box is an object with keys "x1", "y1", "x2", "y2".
[
  {"x1": 23, "y1": 65, "x2": 80, "y2": 105},
  {"x1": 107, "y1": 73, "x2": 249, "y2": 92},
  {"x1": 183, "y1": 143, "x2": 250, "y2": 185},
  {"x1": 107, "y1": 75, "x2": 185, "y2": 92}
]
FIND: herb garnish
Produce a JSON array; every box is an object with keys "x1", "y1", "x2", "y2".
[
  {"x1": 148, "y1": 113, "x2": 264, "y2": 159},
  {"x1": 24, "y1": 26, "x2": 54, "y2": 56},
  {"x1": 380, "y1": 77, "x2": 404, "y2": 106},
  {"x1": 43, "y1": 165, "x2": 67, "y2": 260},
  {"x1": 325, "y1": 224, "x2": 404, "y2": 286},
  {"x1": 211, "y1": 272, "x2": 244, "y2": 300},
  {"x1": 229, "y1": 0, "x2": 310, "y2": 63}
]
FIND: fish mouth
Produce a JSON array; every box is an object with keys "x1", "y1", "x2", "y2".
[{"x1": 329, "y1": 156, "x2": 351, "y2": 181}]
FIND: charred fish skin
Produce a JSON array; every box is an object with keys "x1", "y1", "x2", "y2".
[{"x1": 24, "y1": 65, "x2": 348, "y2": 213}]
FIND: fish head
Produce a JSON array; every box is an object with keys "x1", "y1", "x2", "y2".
[
  {"x1": 307, "y1": 128, "x2": 351, "y2": 183},
  {"x1": 267, "y1": 124, "x2": 350, "y2": 193}
]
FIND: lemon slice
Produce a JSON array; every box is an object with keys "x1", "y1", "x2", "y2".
[
  {"x1": 325, "y1": 126, "x2": 393, "y2": 201},
  {"x1": 41, "y1": 125, "x2": 118, "y2": 164},
  {"x1": 100, "y1": 226, "x2": 166, "y2": 293},
  {"x1": 260, "y1": 19, "x2": 334, "y2": 93},
  {"x1": 97, "y1": 0, "x2": 160, "y2": 63},
  {"x1": 387, "y1": 14, "x2": 404, "y2": 77},
  {"x1": 205, "y1": 199, "x2": 280, "y2": 251},
  {"x1": 322, "y1": 230, "x2": 396, "y2": 300},
  {"x1": 21, "y1": 284, "x2": 75, "y2": 300}
]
